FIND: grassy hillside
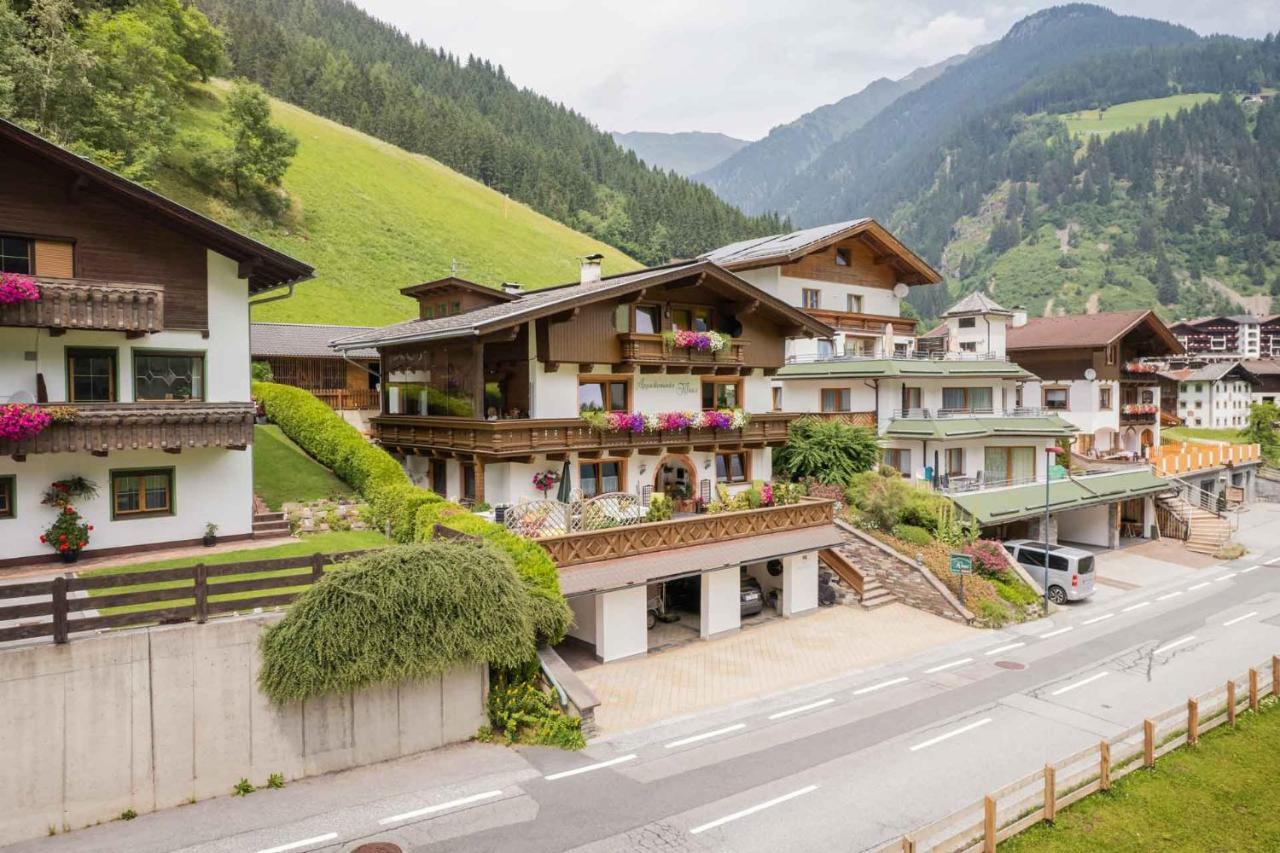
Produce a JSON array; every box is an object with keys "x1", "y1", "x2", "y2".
[
  {"x1": 156, "y1": 82, "x2": 642, "y2": 326},
  {"x1": 1061, "y1": 93, "x2": 1218, "y2": 138}
]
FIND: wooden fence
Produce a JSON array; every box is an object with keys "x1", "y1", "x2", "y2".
[
  {"x1": 879, "y1": 654, "x2": 1280, "y2": 852},
  {"x1": 0, "y1": 550, "x2": 376, "y2": 646}
]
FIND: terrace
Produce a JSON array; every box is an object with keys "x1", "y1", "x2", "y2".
[{"x1": 0, "y1": 277, "x2": 165, "y2": 334}]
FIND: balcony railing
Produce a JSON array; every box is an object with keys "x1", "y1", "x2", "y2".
[
  {"x1": 310, "y1": 388, "x2": 381, "y2": 411},
  {"x1": 786, "y1": 350, "x2": 1005, "y2": 365},
  {"x1": 0, "y1": 277, "x2": 164, "y2": 333},
  {"x1": 813, "y1": 411, "x2": 877, "y2": 428},
  {"x1": 891, "y1": 407, "x2": 1054, "y2": 420},
  {"x1": 372, "y1": 412, "x2": 800, "y2": 457},
  {"x1": 540, "y1": 498, "x2": 835, "y2": 566},
  {"x1": 803, "y1": 308, "x2": 916, "y2": 337},
  {"x1": 933, "y1": 464, "x2": 1155, "y2": 495},
  {"x1": 0, "y1": 402, "x2": 255, "y2": 456},
  {"x1": 617, "y1": 332, "x2": 748, "y2": 368},
  {"x1": 1151, "y1": 441, "x2": 1261, "y2": 477}
]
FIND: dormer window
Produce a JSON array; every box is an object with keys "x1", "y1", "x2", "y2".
[
  {"x1": 0, "y1": 236, "x2": 32, "y2": 274},
  {"x1": 835, "y1": 248, "x2": 850, "y2": 266}
]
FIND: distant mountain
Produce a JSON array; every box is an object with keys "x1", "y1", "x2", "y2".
[
  {"x1": 611, "y1": 131, "x2": 749, "y2": 177},
  {"x1": 697, "y1": 51, "x2": 970, "y2": 214}
]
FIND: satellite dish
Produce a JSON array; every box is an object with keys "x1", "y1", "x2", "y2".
[
  {"x1": 893, "y1": 283, "x2": 910, "y2": 299},
  {"x1": 1084, "y1": 368, "x2": 1097, "y2": 381}
]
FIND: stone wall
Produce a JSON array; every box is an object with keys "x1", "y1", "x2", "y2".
[
  {"x1": 832, "y1": 521, "x2": 973, "y2": 624},
  {"x1": 0, "y1": 613, "x2": 486, "y2": 845}
]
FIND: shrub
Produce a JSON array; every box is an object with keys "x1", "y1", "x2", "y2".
[
  {"x1": 991, "y1": 574, "x2": 1039, "y2": 607},
  {"x1": 479, "y1": 666, "x2": 584, "y2": 750},
  {"x1": 900, "y1": 491, "x2": 945, "y2": 529},
  {"x1": 258, "y1": 543, "x2": 538, "y2": 704},
  {"x1": 848, "y1": 473, "x2": 910, "y2": 530},
  {"x1": 964, "y1": 539, "x2": 1011, "y2": 575},
  {"x1": 774, "y1": 417, "x2": 879, "y2": 486},
  {"x1": 973, "y1": 597, "x2": 1012, "y2": 627},
  {"x1": 250, "y1": 361, "x2": 274, "y2": 382},
  {"x1": 891, "y1": 523, "x2": 934, "y2": 547},
  {"x1": 646, "y1": 493, "x2": 673, "y2": 521}
]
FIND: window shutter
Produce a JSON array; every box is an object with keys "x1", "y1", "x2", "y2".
[{"x1": 34, "y1": 240, "x2": 74, "y2": 278}]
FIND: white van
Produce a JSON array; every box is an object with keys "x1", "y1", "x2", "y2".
[{"x1": 1003, "y1": 540, "x2": 1096, "y2": 604}]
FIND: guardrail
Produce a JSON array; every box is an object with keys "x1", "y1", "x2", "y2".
[{"x1": 878, "y1": 653, "x2": 1280, "y2": 852}]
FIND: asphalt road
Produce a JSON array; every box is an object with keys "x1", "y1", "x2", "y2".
[{"x1": 9, "y1": 548, "x2": 1280, "y2": 853}]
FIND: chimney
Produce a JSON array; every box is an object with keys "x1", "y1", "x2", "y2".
[
  {"x1": 1011, "y1": 306, "x2": 1028, "y2": 328},
  {"x1": 580, "y1": 253, "x2": 604, "y2": 285},
  {"x1": 501, "y1": 281, "x2": 523, "y2": 295}
]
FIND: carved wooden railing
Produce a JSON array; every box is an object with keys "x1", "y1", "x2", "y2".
[
  {"x1": 311, "y1": 387, "x2": 380, "y2": 411},
  {"x1": 617, "y1": 332, "x2": 748, "y2": 367},
  {"x1": 0, "y1": 402, "x2": 255, "y2": 456},
  {"x1": 372, "y1": 411, "x2": 801, "y2": 456},
  {"x1": 814, "y1": 411, "x2": 877, "y2": 428},
  {"x1": 0, "y1": 278, "x2": 165, "y2": 333},
  {"x1": 540, "y1": 498, "x2": 834, "y2": 566},
  {"x1": 803, "y1": 308, "x2": 916, "y2": 336}
]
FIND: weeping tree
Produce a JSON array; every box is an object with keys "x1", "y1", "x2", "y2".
[{"x1": 774, "y1": 417, "x2": 880, "y2": 487}]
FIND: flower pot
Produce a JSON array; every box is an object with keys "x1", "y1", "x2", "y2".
[
  {"x1": 60, "y1": 550, "x2": 80, "y2": 564},
  {"x1": 202, "y1": 535, "x2": 217, "y2": 547}
]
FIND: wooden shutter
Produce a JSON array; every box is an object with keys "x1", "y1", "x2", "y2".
[{"x1": 34, "y1": 240, "x2": 74, "y2": 278}]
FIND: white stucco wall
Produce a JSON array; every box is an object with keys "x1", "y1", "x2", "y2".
[
  {"x1": 1056, "y1": 504, "x2": 1112, "y2": 548},
  {"x1": 567, "y1": 594, "x2": 596, "y2": 645},
  {"x1": 700, "y1": 566, "x2": 741, "y2": 639},
  {"x1": 594, "y1": 586, "x2": 648, "y2": 662},
  {"x1": 781, "y1": 552, "x2": 818, "y2": 616}
]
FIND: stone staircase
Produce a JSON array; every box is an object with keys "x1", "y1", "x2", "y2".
[
  {"x1": 252, "y1": 510, "x2": 290, "y2": 539},
  {"x1": 820, "y1": 543, "x2": 898, "y2": 610},
  {"x1": 1158, "y1": 494, "x2": 1232, "y2": 556}
]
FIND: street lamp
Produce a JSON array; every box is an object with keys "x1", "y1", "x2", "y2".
[{"x1": 1043, "y1": 446, "x2": 1065, "y2": 613}]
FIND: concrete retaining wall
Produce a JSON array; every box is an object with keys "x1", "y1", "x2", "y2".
[{"x1": 0, "y1": 613, "x2": 486, "y2": 845}]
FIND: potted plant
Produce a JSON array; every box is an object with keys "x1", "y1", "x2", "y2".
[
  {"x1": 531, "y1": 469, "x2": 561, "y2": 497},
  {"x1": 203, "y1": 522, "x2": 219, "y2": 547},
  {"x1": 40, "y1": 506, "x2": 91, "y2": 563},
  {"x1": 668, "y1": 481, "x2": 694, "y2": 513}
]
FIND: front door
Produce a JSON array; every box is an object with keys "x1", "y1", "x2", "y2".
[{"x1": 655, "y1": 457, "x2": 695, "y2": 500}]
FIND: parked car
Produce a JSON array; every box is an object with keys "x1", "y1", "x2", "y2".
[
  {"x1": 662, "y1": 572, "x2": 765, "y2": 619},
  {"x1": 740, "y1": 572, "x2": 764, "y2": 617},
  {"x1": 1003, "y1": 540, "x2": 1096, "y2": 604}
]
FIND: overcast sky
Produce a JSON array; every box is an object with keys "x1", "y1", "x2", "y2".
[{"x1": 352, "y1": 1, "x2": 1277, "y2": 140}]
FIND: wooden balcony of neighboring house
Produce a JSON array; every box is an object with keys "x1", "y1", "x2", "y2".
[
  {"x1": 0, "y1": 402, "x2": 255, "y2": 459},
  {"x1": 309, "y1": 387, "x2": 380, "y2": 411},
  {"x1": 803, "y1": 308, "x2": 916, "y2": 337},
  {"x1": 1118, "y1": 403, "x2": 1160, "y2": 425},
  {"x1": 0, "y1": 277, "x2": 165, "y2": 336},
  {"x1": 812, "y1": 411, "x2": 877, "y2": 429},
  {"x1": 538, "y1": 497, "x2": 835, "y2": 567},
  {"x1": 616, "y1": 332, "x2": 749, "y2": 373},
  {"x1": 1150, "y1": 440, "x2": 1262, "y2": 477},
  {"x1": 371, "y1": 411, "x2": 800, "y2": 459}
]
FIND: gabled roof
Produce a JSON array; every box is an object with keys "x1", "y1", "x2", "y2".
[
  {"x1": 1159, "y1": 361, "x2": 1260, "y2": 385},
  {"x1": 333, "y1": 260, "x2": 833, "y2": 350},
  {"x1": 944, "y1": 292, "x2": 1010, "y2": 316},
  {"x1": 0, "y1": 118, "x2": 312, "y2": 294},
  {"x1": 699, "y1": 219, "x2": 942, "y2": 285},
  {"x1": 251, "y1": 323, "x2": 377, "y2": 359},
  {"x1": 399, "y1": 276, "x2": 517, "y2": 302},
  {"x1": 1006, "y1": 310, "x2": 1182, "y2": 355}
]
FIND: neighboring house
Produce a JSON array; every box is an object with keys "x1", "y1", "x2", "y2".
[
  {"x1": 333, "y1": 257, "x2": 845, "y2": 663},
  {"x1": 1158, "y1": 362, "x2": 1260, "y2": 429},
  {"x1": 1241, "y1": 359, "x2": 1280, "y2": 406},
  {"x1": 1006, "y1": 310, "x2": 1183, "y2": 461},
  {"x1": 1169, "y1": 314, "x2": 1280, "y2": 359},
  {"x1": 251, "y1": 322, "x2": 379, "y2": 411},
  {"x1": 0, "y1": 119, "x2": 312, "y2": 564}
]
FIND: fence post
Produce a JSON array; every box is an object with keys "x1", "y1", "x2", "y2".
[
  {"x1": 310, "y1": 552, "x2": 325, "y2": 584},
  {"x1": 1043, "y1": 764, "x2": 1056, "y2": 823},
  {"x1": 51, "y1": 576, "x2": 69, "y2": 644},
  {"x1": 1099, "y1": 740, "x2": 1111, "y2": 791},
  {"x1": 983, "y1": 795, "x2": 996, "y2": 853},
  {"x1": 1227, "y1": 680, "x2": 1237, "y2": 725},
  {"x1": 1187, "y1": 698, "x2": 1199, "y2": 745},
  {"x1": 900, "y1": 836, "x2": 915, "y2": 853},
  {"x1": 1250, "y1": 668, "x2": 1260, "y2": 711},
  {"x1": 193, "y1": 563, "x2": 208, "y2": 624},
  {"x1": 1273, "y1": 656, "x2": 1279, "y2": 698},
  {"x1": 1143, "y1": 719, "x2": 1155, "y2": 767}
]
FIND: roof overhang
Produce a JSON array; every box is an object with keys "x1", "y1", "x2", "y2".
[
  {"x1": 399, "y1": 277, "x2": 518, "y2": 302},
  {"x1": 719, "y1": 220, "x2": 942, "y2": 285},
  {"x1": 951, "y1": 470, "x2": 1175, "y2": 526},
  {"x1": 1007, "y1": 311, "x2": 1185, "y2": 356}
]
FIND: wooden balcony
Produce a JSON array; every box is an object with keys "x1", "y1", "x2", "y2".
[
  {"x1": 372, "y1": 411, "x2": 800, "y2": 458},
  {"x1": 812, "y1": 411, "x2": 877, "y2": 428},
  {"x1": 804, "y1": 308, "x2": 916, "y2": 337},
  {"x1": 0, "y1": 402, "x2": 254, "y2": 457},
  {"x1": 617, "y1": 332, "x2": 748, "y2": 372},
  {"x1": 540, "y1": 498, "x2": 835, "y2": 566},
  {"x1": 1151, "y1": 441, "x2": 1261, "y2": 477},
  {"x1": 0, "y1": 277, "x2": 164, "y2": 334}
]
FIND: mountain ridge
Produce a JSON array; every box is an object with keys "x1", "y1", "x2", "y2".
[{"x1": 611, "y1": 130, "x2": 749, "y2": 177}]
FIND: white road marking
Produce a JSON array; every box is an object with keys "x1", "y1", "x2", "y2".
[
  {"x1": 1266, "y1": 556, "x2": 1280, "y2": 565},
  {"x1": 984, "y1": 642, "x2": 1025, "y2": 656},
  {"x1": 1153, "y1": 635, "x2": 1196, "y2": 655},
  {"x1": 1215, "y1": 573, "x2": 1237, "y2": 583},
  {"x1": 1189, "y1": 582, "x2": 1211, "y2": 591},
  {"x1": 1241, "y1": 565, "x2": 1260, "y2": 574},
  {"x1": 1052, "y1": 671, "x2": 1110, "y2": 696},
  {"x1": 1122, "y1": 601, "x2": 1151, "y2": 612},
  {"x1": 768, "y1": 698, "x2": 835, "y2": 719},
  {"x1": 378, "y1": 790, "x2": 504, "y2": 825},
  {"x1": 1156, "y1": 591, "x2": 1183, "y2": 601},
  {"x1": 544, "y1": 754, "x2": 638, "y2": 780},
  {"x1": 665, "y1": 724, "x2": 747, "y2": 749},
  {"x1": 255, "y1": 835, "x2": 339, "y2": 853},
  {"x1": 924, "y1": 657, "x2": 974, "y2": 674},
  {"x1": 908, "y1": 717, "x2": 993, "y2": 751},
  {"x1": 1039, "y1": 626, "x2": 1074, "y2": 639},
  {"x1": 852, "y1": 676, "x2": 910, "y2": 695},
  {"x1": 1223, "y1": 611, "x2": 1259, "y2": 627},
  {"x1": 1082, "y1": 613, "x2": 1114, "y2": 625},
  {"x1": 689, "y1": 785, "x2": 819, "y2": 834}
]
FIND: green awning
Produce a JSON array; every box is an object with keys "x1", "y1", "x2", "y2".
[
  {"x1": 883, "y1": 415, "x2": 1077, "y2": 440},
  {"x1": 777, "y1": 358, "x2": 1035, "y2": 380},
  {"x1": 950, "y1": 470, "x2": 1175, "y2": 525}
]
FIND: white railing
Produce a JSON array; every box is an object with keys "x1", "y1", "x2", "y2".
[
  {"x1": 890, "y1": 407, "x2": 1055, "y2": 420},
  {"x1": 501, "y1": 492, "x2": 648, "y2": 539},
  {"x1": 785, "y1": 350, "x2": 1006, "y2": 365}
]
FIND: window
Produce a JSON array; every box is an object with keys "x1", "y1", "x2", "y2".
[
  {"x1": 111, "y1": 469, "x2": 173, "y2": 519},
  {"x1": 835, "y1": 247, "x2": 850, "y2": 266},
  {"x1": 578, "y1": 378, "x2": 629, "y2": 413},
  {"x1": 816, "y1": 338, "x2": 835, "y2": 359},
  {"x1": 1014, "y1": 385, "x2": 1024, "y2": 408},
  {"x1": 1099, "y1": 386, "x2": 1112, "y2": 410},
  {"x1": 1018, "y1": 547, "x2": 1046, "y2": 568},
  {"x1": 0, "y1": 235, "x2": 32, "y2": 274},
  {"x1": 945, "y1": 448, "x2": 965, "y2": 477},
  {"x1": 902, "y1": 387, "x2": 922, "y2": 411},
  {"x1": 633, "y1": 304, "x2": 661, "y2": 334},
  {"x1": 430, "y1": 460, "x2": 447, "y2": 496},
  {"x1": 133, "y1": 352, "x2": 204, "y2": 401},
  {"x1": 847, "y1": 293, "x2": 864, "y2": 313},
  {"x1": 671, "y1": 306, "x2": 712, "y2": 332},
  {"x1": 942, "y1": 386, "x2": 992, "y2": 412},
  {"x1": 984, "y1": 447, "x2": 1035, "y2": 485},
  {"x1": 701, "y1": 378, "x2": 740, "y2": 410},
  {"x1": 958, "y1": 317, "x2": 976, "y2": 329},
  {"x1": 883, "y1": 448, "x2": 911, "y2": 476},
  {"x1": 1105, "y1": 344, "x2": 1118, "y2": 365},
  {"x1": 461, "y1": 463, "x2": 477, "y2": 503},
  {"x1": 1043, "y1": 387, "x2": 1069, "y2": 410},
  {"x1": 959, "y1": 341, "x2": 978, "y2": 353},
  {"x1": 450, "y1": 301, "x2": 461, "y2": 315},
  {"x1": 821, "y1": 388, "x2": 851, "y2": 412},
  {"x1": 579, "y1": 460, "x2": 622, "y2": 498},
  {"x1": 801, "y1": 288, "x2": 820, "y2": 309},
  {"x1": 772, "y1": 387, "x2": 782, "y2": 411},
  {"x1": 422, "y1": 305, "x2": 433, "y2": 319},
  {"x1": 0, "y1": 475, "x2": 13, "y2": 519},
  {"x1": 67, "y1": 348, "x2": 116, "y2": 402},
  {"x1": 436, "y1": 303, "x2": 448, "y2": 318},
  {"x1": 716, "y1": 451, "x2": 748, "y2": 483},
  {"x1": 386, "y1": 382, "x2": 427, "y2": 415}
]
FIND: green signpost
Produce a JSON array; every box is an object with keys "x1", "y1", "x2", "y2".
[{"x1": 950, "y1": 553, "x2": 973, "y2": 607}]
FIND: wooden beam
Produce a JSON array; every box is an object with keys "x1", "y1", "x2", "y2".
[
  {"x1": 124, "y1": 330, "x2": 148, "y2": 340},
  {"x1": 481, "y1": 327, "x2": 520, "y2": 343},
  {"x1": 90, "y1": 450, "x2": 108, "y2": 458},
  {"x1": 640, "y1": 365, "x2": 663, "y2": 374},
  {"x1": 48, "y1": 328, "x2": 65, "y2": 338},
  {"x1": 611, "y1": 448, "x2": 633, "y2": 457},
  {"x1": 163, "y1": 446, "x2": 181, "y2": 455},
  {"x1": 237, "y1": 258, "x2": 260, "y2": 279},
  {"x1": 638, "y1": 447, "x2": 663, "y2": 456},
  {"x1": 714, "y1": 365, "x2": 737, "y2": 375},
  {"x1": 666, "y1": 445, "x2": 692, "y2": 454},
  {"x1": 663, "y1": 272, "x2": 705, "y2": 291},
  {"x1": 618, "y1": 288, "x2": 647, "y2": 304},
  {"x1": 503, "y1": 455, "x2": 535, "y2": 465},
  {"x1": 762, "y1": 367, "x2": 779, "y2": 376},
  {"x1": 737, "y1": 299, "x2": 760, "y2": 316},
  {"x1": 578, "y1": 363, "x2": 593, "y2": 374},
  {"x1": 10, "y1": 454, "x2": 25, "y2": 463},
  {"x1": 546, "y1": 452, "x2": 568, "y2": 461},
  {"x1": 691, "y1": 366, "x2": 716, "y2": 375},
  {"x1": 544, "y1": 361, "x2": 559, "y2": 373},
  {"x1": 668, "y1": 365, "x2": 691, "y2": 374},
  {"x1": 549, "y1": 307, "x2": 579, "y2": 325},
  {"x1": 67, "y1": 174, "x2": 90, "y2": 202},
  {"x1": 579, "y1": 449, "x2": 602, "y2": 460}
]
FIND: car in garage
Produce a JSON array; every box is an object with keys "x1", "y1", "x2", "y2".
[{"x1": 662, "y1": 571, "x2": 765, "y2": 620}]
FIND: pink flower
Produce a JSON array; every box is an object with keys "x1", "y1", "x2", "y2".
[{"x1": 0, "y1": 273, "x2": 39, "y2": 306}]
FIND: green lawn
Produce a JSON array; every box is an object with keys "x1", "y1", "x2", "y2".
[
  {"x1": 1061, "y1": 93, "x2": 1219, "y2": 139},
  {"x1": 253, "y1": 424, "x2": 351, "y2": 510},
  {"x1": 1003, "y1": 699, "x2": 1280, "y2": 851},
  {"x1": 156, "y1": 81, "x2": 641, "y2": 326},
  {"x1": 1163, "y1": 426, "x2": 1248, "y2": 445}
]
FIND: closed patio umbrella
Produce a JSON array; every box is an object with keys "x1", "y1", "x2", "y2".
[{"x1": 556, "y1": 458, "x2": 572, "y2": 503}]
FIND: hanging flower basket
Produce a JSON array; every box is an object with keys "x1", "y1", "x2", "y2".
[
  {"x1": 0, "y1": 272, "x2": 40, "y2": 306},
  {"x1": 581, "y1": 408, "x2": 750, "y2": 433},
  {"x1": 0, "y1": 403, "x2": 52, "y2": 441},
  {"x1": 1122, "y1": 403, "x2": 1158, "y2": 415},
  {"x1": 531, "y1": 470, "x2": 561, "y2": 495}
]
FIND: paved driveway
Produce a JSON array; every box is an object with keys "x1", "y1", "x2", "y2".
[{"x1": 1054, "y1": 538, "x2": 1215, "y2": 610}]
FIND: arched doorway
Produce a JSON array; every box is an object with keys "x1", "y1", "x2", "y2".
[
  {"x1": 654, "y1": 454, "x2": 697, "y2": 505},
  {"x1": 1140, "y1": 428, "x2": 1154, "y2": 456}
]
